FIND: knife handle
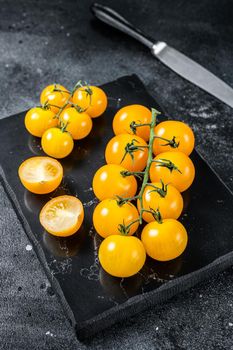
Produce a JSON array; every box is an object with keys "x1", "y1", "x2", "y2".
[{"x1": 91, "y1": 3, "x2": 154, "y2": 49}]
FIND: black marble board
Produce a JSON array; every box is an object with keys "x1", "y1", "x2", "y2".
[{"x1": 0, "y1": 75, "x2": 233, "y2": 339}]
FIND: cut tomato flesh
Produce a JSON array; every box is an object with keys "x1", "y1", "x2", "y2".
[
  {"x1": 18, "y1": 156, "x2": 63, "y2": 194},
  {"x1": 20, "y1": 157, "x2": 61, "y2": 183},
  {"x1": 40, "y1": 195, "x2": 84, "y2": 236}
]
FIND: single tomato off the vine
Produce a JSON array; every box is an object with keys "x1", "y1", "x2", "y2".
[
  {"x1": 25, "y1": 107, "x2": 58, "y2": 137},
  {"x1": 60, "y1": 107, "x2": 93, "y2": 140},
  {"x1": 92, "y1": 164, "x2": 137, "y2": 201},
  {"x1": 40, "y1": 195, "x2": 84, "y2": 237},
  {"x1": 93, "y1": 199, "x2": 139, "y2": 238},
  {"x1": 18, "y1": 156, "x2": 63, "y2": 194},
  {"x1": 141, "y1": 219, "x2": 188, "y2": 261},
  {"x1": 137, "y1": 182, "x2": 183, "y2": 222},
  {"x1": 105, "y1": 134, "x2": 148, "y2": 172},
  {"x1": 153, "y1": 120, "x2": 195, "y2": 156},
  {"x1": 41, "y1": 127, "x2": 74, "y2": 159},
  {"x1": 40, "y1": 84, "x2": 70, "y2": 113},
  {"x1": 113, "y1": 104, "x2": 152, "y2": 141},
  {"x1": 98, "y1": 235, "x2": 146, "y2": 277},
  {"x1": 73, "y1": 85, "x2": 107, "y2": 118},
  {"x1": 149, "y1": 151, "x2": 195, "y2": 192}
]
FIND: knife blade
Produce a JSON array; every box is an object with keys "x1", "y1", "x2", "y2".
[{"x1": 91, "y1": 3, "x2": 233, "y2": 109}]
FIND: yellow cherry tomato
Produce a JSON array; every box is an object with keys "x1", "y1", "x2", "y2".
[
  {"x1": 98, "y1": 235, "x2": 146, "y2": 277},
  {"x1": 105, "y1": 134, "x2": 148, "y2": 172},
  {"x1": 40, "y1": 84, "x2": 70, "y2": 113},
  {"x1": 18, "y1": 156, "x2": 63, "y2": 194},
  {"x1": 137, "y1": 182, "x2": 183, "y2": 222},
  {"x1": 141, "y1": 219, "x2": 188, "y2": 261},
  {"x1": 60, "y1": 107, "x2": 93, "y2": 140},
  {"x1": 93, "y1": 199, "x2": 139, "y2": 238},
  {"x1": 40, "y1": 195, "x2": 84, "y2": 237},
  {"x1": 113, "y1": 104, "x2": 152, "y2": 141},
  {"x1": 25, "y1": 107, "x2": 58, "y2": 137},
  {"x1": 153, "y1": 120, "x2": 195, "y2": 156},
  {"x1": 73, "y1": 85, "x2": 107, "y2": 118},
  {"x1": 149, "y1": 151, "x2": 195, "y2": 192},
  {"x1": 41, "y1": 127, "x2": 74, "y2": 159},
  {"x1": 92, "y1": 164, "x2": 137, "y2": 201}
]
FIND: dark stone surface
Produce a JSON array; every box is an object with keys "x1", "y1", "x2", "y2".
[{"x1": 0, "y1": 0, "x2": 233, "y2": 349}]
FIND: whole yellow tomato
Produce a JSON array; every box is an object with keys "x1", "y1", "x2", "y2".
[
  {"x1": 73, "y1": 85, "x2": 107, "y2": 118},
  {"x1": 93, "y1": 199, "x2": 139, "y2": 238},
  {"x1": 25, "y1": 107, "x2": 58, "y2": 137},
  {"x1": 141, "y1": 219, "x2": 188, "y2": 261},
  {"x1": 40, "y1": 195, "x2": 84, "y2": 237},
  {"x1": 105, "y1": 134, "x2": 148, "y2": 172},
  {"x1": 60, "y1": 107, "x2": 92, "y2": 140},
  {"x1": 40, "y1": 84, "x2": 70, "y2": 113},
  {"x1": 149, "y1": 151, "x2": 195, "y2": 192},
  {"x1": 18, "y1": 156, "x2": 63, "y2": 194},
  {"x1": 98, "y1": 235, "x2": 146, "y2": 277},
  {"x1": 153, "y1": 120, "x2": 195, "y2": 156},
  {"x1": 92, "y1": 164, "x2": 137, "y2": 201},
  {"x1": 113, "y1": 104, "x2": 152, "y2": 141},
  {"x1": 137, "y1": 182, "x2": 183, "y2": 222},
  {"x1": 41, "y1": 127, "x2": 74, "y2": 159}
]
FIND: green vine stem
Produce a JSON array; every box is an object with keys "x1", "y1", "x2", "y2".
[
  {"x1": 137, "y1": 108, "x2": 159, "y2": 223},
  {"x1": 116, "y1": 108, "x2": 161, "y2": 233}
]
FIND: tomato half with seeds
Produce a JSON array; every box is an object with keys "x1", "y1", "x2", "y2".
[
  {"x1": 113, "y1": 104, "x2": 152, "y2": 141},
  {"x1": 25, "y1": 107, "x2": 58, "y2": 137},
  {"x1": 60, "y1": 107, "x2": 92, "y2": 140},
  {"x1": 41, "y1": 127, "x2": 74, "y2": 159},
  {"x1": 73, "y1": 85, "x2": 107, "y2": 118},
  {"x1": 40, "y1": 84, "x2": 70, "y2": 113},
  {"x1": 40, "y1": 195, "x2": 84, "y2": 237},
  {"x1": 92, "y1": 164, "x2": 137, "y2": 201},
  {"x1": 137, "y1": 182, "x2": 183, "y2": 222},
  {"x1": 105, "y1": 134, "x2": 148, "y2": 172},
  {"x1": 93, "y1": 199, "x2": 139, "y2": 238},
  {"x1": 18, "y1": 156, "x2": 63, "y2": 194},
  {"x1": 153, "y1": 120, "x2": 195, "y2": 156},
  {"x1": 98, "y1": 235, "x2": 146, "y2": 277},
  {"x1": 149, "y1": 151, "x2": 195, "y2": 192},
  {"x1": 141, "y1": 219, "x2": 188, "y2": 261}
]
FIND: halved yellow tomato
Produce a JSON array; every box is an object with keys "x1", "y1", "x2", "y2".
[
  {"x1": 39, "y1": 195, "x2": 84, "y2": 237},
  {"x1": 18, "y1": 156, "x2": 63, "y2": 194}
]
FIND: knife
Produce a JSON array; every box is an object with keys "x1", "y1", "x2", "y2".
[{"x1": 91, "y1": 3, "x2": 233, "y2": 109}]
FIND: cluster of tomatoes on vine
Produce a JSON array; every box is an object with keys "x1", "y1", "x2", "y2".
[
  {"x1": 92, "y1": 105, "x2": 195, "y2": 278},
  {"x1": 18, "y1": 82, "x2": 195, "y2": 279},
  {"x1": 25, "y1": 82, "x2": 107, "y2": 158}
]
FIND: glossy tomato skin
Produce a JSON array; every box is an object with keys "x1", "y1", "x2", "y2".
[
  {"x1": 40, "y1": 84, "x2": 70, "y2": 113},
  {"x1": 149, "y1": 151, "x2": 195, "y2": 192},
  {"x1": 25, "y1": 107, "x2": 58, "y2": 137},
  {"x1": 18, "y1": 156, "x2": 63, "y2": 194},
  {"x1": 137, "y1": 182, "x2": 183, "y2": 222},
  {"x1": 105, "y1": 134, "x2": 148, "y2": 172},
  {"x1": 113, "y1": 104, "x2": 152, "y2": 141},
  {"x1": 141, "y1": 219, "x2": 188, "y2": 261},
  {"x1": 92, "y1": 164, "x2": 137, "y2": 201},
  {"x1": 41, "y1": 128, "x2": 74, "y2": 159},
  {"x1": 60, "y1": 107, "x2": 92, "y2": 140},
  {"x1": 73, "y1": 86, "x2": 107, "y2": 118},
  {"x1": 93, "y1": 199, "x2": 139, "y2": 238},
  {"x1": 39, "y1": 195, "x2": 84, "y2": 237},
  {"x1": 98, "y1": 235, "x2": 146, "y2": 277},
  {"x1": 153, "y1": 120, "x2": 195, "y2": 156}
]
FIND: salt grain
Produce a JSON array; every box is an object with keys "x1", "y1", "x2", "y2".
[{"x1": 26, "y1": 244, "x2": 32, "y2": 251}]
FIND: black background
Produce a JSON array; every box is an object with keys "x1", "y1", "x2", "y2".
[{"x1": 0, "y1": 0, "x2": 233, "y2": 349}]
